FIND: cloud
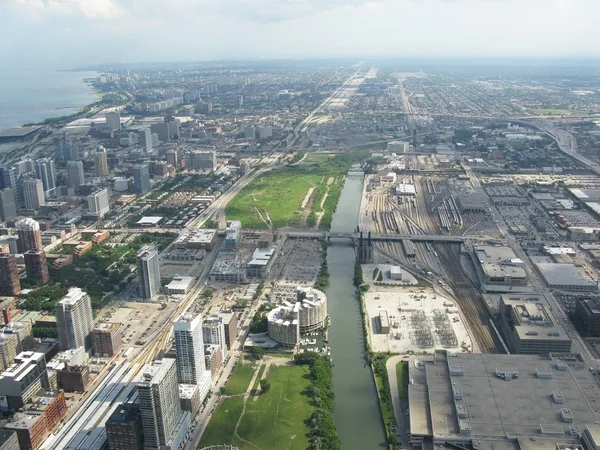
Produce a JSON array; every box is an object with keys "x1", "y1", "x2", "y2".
[{"x1": 7, "y1": 0, "x2": 124, "y2": 20}]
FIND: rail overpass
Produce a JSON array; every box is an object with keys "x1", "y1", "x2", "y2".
[{"x1": 283, "y1": 230, "x2": 484, "y2": 243}]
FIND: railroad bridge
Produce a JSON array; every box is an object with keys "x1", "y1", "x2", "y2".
[{"x1": 283, "y1": 230, "x2": 468, "y2": 243}]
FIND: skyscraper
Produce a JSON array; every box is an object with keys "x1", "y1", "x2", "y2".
[
  {"x1": 55, "y1": 288, "x2": 93, "y2": 351},
  {"x1": 138, "y1": 128, "x2": 153, "y2": 152},
  {"x1": 137, "y1": 246, "x2": 160, "y2": 300},
  {"x1": 24, "y1": 250, "x2": 49, "y2": 285},
  {"x1": 133, "y1": 164, "x2": 150, "y2": 194},
  {"x1": 136, "y1": 359, "x2": 190, "y2": 450},
  {"x1": 87, "y1": 188, "x2": 110, "y2": 218},
  {"x1": 35, "y1": 158, "x2": 56, "y2": 192},
  {"x1": 94, "y1": 146, "x2": 109, "y2": 177},
  {"x1": 15, "y1": 218, "x2": 42, "y2": 253},
  {"x1": 55, "y1": 132, "x2": 78, "y2": 162},
  {"x1": 0, "y1": 189, "x2": 17, "y2": 222},
  {"x1": 174, "y1": 314, "x2": 209, "y2": 385},
  {"x1": 0, "y1": 254, "x2": 20, "y2": 296},
  {"x1": 22, "y1": 178, "x2": 45, "y2": 210},
  {"x1": 105, "y1": 112, "x2": 121, "y2": 131},
  {"x1": 66, "y1": 161, "x2": 84, "y2": 188},
  {"x1": 165, "y1": 150, "x2": 178, "y2": 168}
]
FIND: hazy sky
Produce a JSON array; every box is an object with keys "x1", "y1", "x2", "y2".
[{"x1": 1, "y1": 0, "x2": 598, "y2": 66}]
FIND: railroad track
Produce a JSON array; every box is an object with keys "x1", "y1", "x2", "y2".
[{"x1": 435, "y1": 243, "x2": 500, "y2": 353}]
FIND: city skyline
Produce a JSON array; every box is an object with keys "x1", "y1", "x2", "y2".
[{"x1": 1, "y1": 0, "x2": 599, "y2": 67}]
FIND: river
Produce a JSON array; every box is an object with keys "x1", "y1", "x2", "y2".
[{"x1": 326, "y1": 170, "x2": 388, "y2": 449}]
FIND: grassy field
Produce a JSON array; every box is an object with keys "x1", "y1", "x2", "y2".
[
  {"x1": 226, "y1": 168, "x2": 322, "y2": 229},
  {"x1": 226, "y1": 150, "x2": 368, "y2": 230},
  {"x1": 396, "y1": 362, "x2": 408, "y2": 401},
  {"x1": 533, "y1": 108, "x2": 574, "y2": 116},
  {"x1": 304, "y1": 153, "x2": 335, "y2": 163},
  {"x1": 234, "y1": 365, "x2": 313, "y2": 450},
  {"x1": 200, "y1": 363, "x2": 314, "y2": 450},
  {"x1": 223, "y1": 361, "x2": 256, "y2": 396}
]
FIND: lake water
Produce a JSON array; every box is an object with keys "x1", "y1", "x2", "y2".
[{"x1": 0, "y1": 66, "x2": 98, "y2": 131}]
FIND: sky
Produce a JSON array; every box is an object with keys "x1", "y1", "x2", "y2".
[{"x1": 0, "y1": 0, "x2": 598, "y2": 67}]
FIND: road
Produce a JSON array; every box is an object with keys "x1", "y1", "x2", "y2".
[{"x1": 386, "y1": 355, "x2": 409, "y2": 448}]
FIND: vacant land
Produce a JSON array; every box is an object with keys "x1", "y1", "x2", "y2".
[
  {"x1": 226, "y1": 150, "x2": 368, "y2": 230},
  {"x1": 304, "y1": 152, "x2": 335, "y2": 163},
  {"x1": 200, "y1": 361, "x2": 313, "y2": 450}
]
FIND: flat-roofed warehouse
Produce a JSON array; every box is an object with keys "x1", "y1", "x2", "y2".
[
  {"x1": 408, "y1": 351, "x2": 600, "y2": 449},
  {"x1": 473, "y1": 245, "x2": 528, "y2": 289}
]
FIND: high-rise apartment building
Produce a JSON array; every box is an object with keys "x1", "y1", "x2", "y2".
[
  {"x1": 0, "y1": 189, "x2": 16, "y2": 223},
  {"x1": 137, "y1": 246, "x2": 161, "y2": 300},
  {"x1": 90, "y1": 323, "x2": 123, "y2": 357},
  {"x1": 35, "y1": 158, "x2": 56, "y2": 192},
  {"x1": 66, "y1": 161, "x2": 84, "y2": 188},
  {"x1": 136, "y1": 359, "x2": 190, "y2": 450},
  {"x1": 0, "y1": 254, "x2": 20, "y2": 296},
  {"x1": 184, "y1": 151, "x2": 216, "y2": 171},
  {"x1": 94, "y1": 146, "x2": 109, "y2": 177},
  {"x1": 22, "y1": 178, "x2": 45, "y2": 210},
  {"x1": 23, "y1": 250, "x2": 49, "y2": 285},
  {"x1": 87, "y1": 188, "x2": 110, "y2": 218},
  {"x1": 105, "y1": 112, "x2": 121, "y2": 131},
  {"x1": 174, "y1": 314, "x2": 209, "y2": 385},
  {"x1": 165, "y1": 150, "x2": 178, "y2": 168},
  {"x1": 55, "y1": 288, "x2": 93, "y2": 351},
  {"x1": 15, "y1": 218, "x2": 42, "y2": 253},
  {"x1": 133, "y1": 164, "x2": 150, "y2": 194},
  {"x1": 202, "y1": 316, "x2": 227, "y2": 362}
]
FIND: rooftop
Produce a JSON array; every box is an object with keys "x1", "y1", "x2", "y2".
[{"x1": 534, "y1": 261, "x2": 597, "y2": 288}]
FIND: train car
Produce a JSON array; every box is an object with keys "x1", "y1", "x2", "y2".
[{"x1": 401, "y1": 239, "x2": 417, "y2": 258}]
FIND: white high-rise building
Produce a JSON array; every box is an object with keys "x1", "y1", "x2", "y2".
[
  {"x1": 87, "y1": 188, "x2": 110, "y2": 218},
  {"x1": 137, "y1": 245, "x2": 161, "y2": 300},
  {"x1": 138, "y1": 128, "x2": 153, "y2": 152},
  {"x1": 55, "y1": 288, "x2": 93, "y2": 351},
  {"x1": 105, "y1": 112, "x2": 121, "y2": 131},
  {"x1": 94, "y1": 146, "x2": 109, "y2": 177},
  {"x1": 136, "y1": 358, "x2": 190, "y2": 450},
  {"x1": 174, "y1": 314, "x2": 211, "y2": 385},
  {"x1": 202, "y1": 316, "x2": 227, "y2": 362},
  {"x1": 22, "y1": 179, "x2": 45, "y2": 210}
]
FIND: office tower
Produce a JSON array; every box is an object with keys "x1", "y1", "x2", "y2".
[
  {"x1": 87, "y1": 188, "x2": 110, "y2": 218},
  {"x1": 150, "y1": 118, "x2": 179, "y2": 142},
  {"x1": 202, "y1": 316, "x2": 227, "y2": 361},
  {"x1": 0, "y1": 165, "x2": 18, "y2": 207},
  {"x1": 165, "y1": 150, "x2": 178, "y2": 168},
  {"x1": 0, "y1": 253, "x2": 20, "y2": 296},
  {"x1": 138, "y1": 128, "x2": 153, "y2": 152},
  {"x1": 22, "y1": 178, "x2": 45, "y2": 210},
  {"x1": 55, "y1": 288, "x2": 93, "y2": 351},
  {"x1": 174, "y1": 314, "x2": 209, "y2": 385},
  {"x1": 66, "y1": 161, "x2": 84, "y2": 188},
  {"x1": 0, "y1": 351, "x2": 49, "y2": 411},
  {"x1": 24, "y1": 250, "x2": 49, "y2": 285},
  {"x1": 137, "y1": 246, "x2": 160, "y2": 300},
  {"x1": 35, "y1": 158, "x2": 56, "y2": 191},
  {"x1": 106, "y1": 403, "x2": 144, "y2": 450},
  {"x1": 0, "y1": 189, "x2": 17, "y2": 222},
  {"x1": 55, "y1": 132, "x2": 78, "y2": 162},
  {"x1": 132, "y1": 163, "x2": 150, "y2": 194},
  {"x1": 15, "y1": 218, "x2": 42, "y2": 253},
  {"x1": 244, "y1": 126, "x2": 256, "y2": 139},
  {"x1": 105, "y1": 111, "x2": 121, "y2": 131},
  {"x1": 94, "y1": 146, "x2": 109, "y2": 177},
  {"x1": 136, "y1": 359, "x2": 190, "y2": 450},
  {"x1": 235, "y1": 95, "x2": 243, "y2": 108}
]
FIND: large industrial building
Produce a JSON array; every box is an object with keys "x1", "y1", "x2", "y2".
[
  {"x1": 472, "y1": 245, "x2": 529, "y2": 289},
  {"x1": 498, "y1": 295, "x2": 571, "y2": 354},
  {"x1": 408, "y1": 351, "x2": 600, "y2": 449}
]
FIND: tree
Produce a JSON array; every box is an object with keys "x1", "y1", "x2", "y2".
[
  {"x1": 260, "y1": 379, "x2": 271, "y2": 394},
  {"x1": 250, "y1": 346, "x2": 265, "y2": 360}
]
